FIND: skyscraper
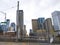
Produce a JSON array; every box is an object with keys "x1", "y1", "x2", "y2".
[
  {"x1": 0, "y1": 19, "x2": 10, "y2": 32},
  {"x1": 37, "y1": 18, "x2": 45, "y2": 29},
  {"x1": 44, "y1": 18, "x2": 53, "y2": 36},
  {"x1": 44, "y1": 18, "x2": 53, "y2": 31},
  {"x1": 32, "y1": 19, "x2": 38, "y2": 32},
  {"x1": 23, "y1": 25, "x2": 27, "y2": 37},
  {"x1": 52, "y1": 11, "x2": 60, "y2": 31},
  {"x1": 16, "y1": 10, "x2": 24, "y2": 39},
  {"x1": 32, "y1": 18, "x2": 45, "y2": 32}
]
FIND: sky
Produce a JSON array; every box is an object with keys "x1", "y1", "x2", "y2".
[{"x1": 0, "y1": 0, "x2": 60, "y2": 34}]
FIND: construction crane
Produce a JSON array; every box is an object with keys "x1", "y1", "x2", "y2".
[{"x1": 0, "y1": 11, "x2": 6, "y2": 21}]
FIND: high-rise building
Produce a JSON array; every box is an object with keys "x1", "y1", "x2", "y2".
[
  {"x1": 32, "y1": 19, "x2": 38, "y2": 32},
  {"x1": 11, "y1": 22, "x2": 15, "y2": 31},
  {"x1": 32, "y1": 18, "x2": 45, "y2": 32},
  {"x1": 23, "y1": 25, "x2": 27, "y2": 36},
  {"x1": 32, "y1": 18, "x2": 48, "y2": 39},
  {"x1": 17, "y1": 10, "x2": 23, "y2": 27},
  {"x1": 16, "y1": 10, "x2": 24, "y2": 39},
  {"x1": 0, "y1": 22, "x2": 7, "y2": 32},
  {"x1": 44, "y1": 18, "x2": 53, "y2": 31},
  {"x1": 6, "y1": 19, "x2": 10, "y2": 27},
  {"x1": 37, "y1": 18, "x2": 45, "y2": 29},
  {"x1": 0, "y1": 19, "x2": 10, "y2": 32},
  {"x1": 52, "y1": 11, "x2": 60, "y2": 31},
  {"x1": 44, "y1": 18, "x2": 53, "y2": 36},
  {"x1": 6, "y1": 19, "x2": 10, "y2": 31}
]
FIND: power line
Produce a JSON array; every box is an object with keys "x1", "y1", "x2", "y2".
[{"x1": 4, "y1": 5, "x2": 17, "y2": 11}]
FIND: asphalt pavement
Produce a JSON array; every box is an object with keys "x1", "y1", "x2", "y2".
[{"x1": 0, "y1": 42, "x2": 60, "y2": 45}]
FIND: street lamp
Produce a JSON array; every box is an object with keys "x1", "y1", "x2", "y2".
[{"x1": 0, "y1": 11, "x2": 6, "y2": 21}]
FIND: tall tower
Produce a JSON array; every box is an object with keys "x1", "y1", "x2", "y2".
[
  {"x1": 52, "y1": 11, "x2": 60, "y2": 34},
  {"x1": 52, "y1": 11, "x2": 60, "y2": 31},
  {"x1": 44, "y1": 18, "x2": 53, "y2": 40},
  {"x1": 44, "y1": 18, "x2": 53, "y2": 33},
  {"x1": 16, "y1": 1, "x2": 24, "y2": 39}
]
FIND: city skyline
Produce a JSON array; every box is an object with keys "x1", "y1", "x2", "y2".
[{"x1": 0, "y1": 0, "x2": 60, "y2": 34}]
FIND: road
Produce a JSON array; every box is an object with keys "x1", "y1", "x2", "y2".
[{"x1": 0, "y1": 42, "x2": 60, "y2": 45}]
